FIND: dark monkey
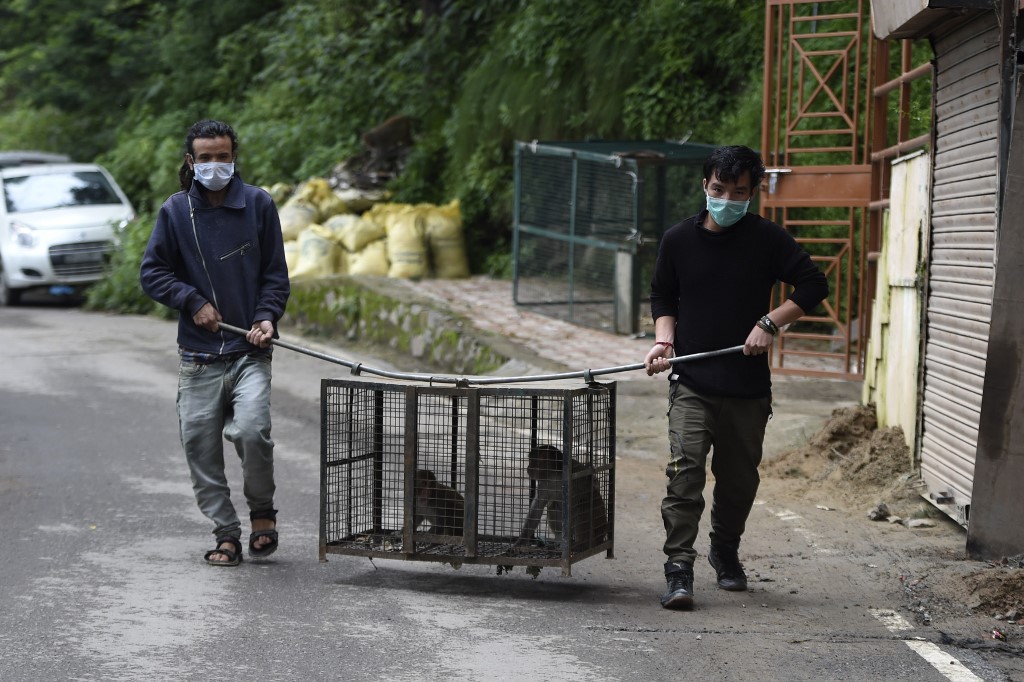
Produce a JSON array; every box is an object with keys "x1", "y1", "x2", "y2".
[
  {"x1": 361, "y1": 115, "x2": 414, "y2": 172},
  {"x1": 519, "y1": 445, "x2": 608, "y2": 548},
  {"x1": 408, "y1": 469, "x2": 465, "y2": 537}
]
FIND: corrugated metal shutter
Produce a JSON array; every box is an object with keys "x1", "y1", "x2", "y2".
[{"x1": 919, "y1": 10, "x2": 1000, "y2": 525}]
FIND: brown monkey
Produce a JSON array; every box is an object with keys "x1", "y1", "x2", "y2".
[
  {"x1": 361, "y1": 115, "x2": 414, "y2": 172},
  {"x1": 519, "y1": 445, "x2": 608, "y2": 548},
  {"x1": 408, "y1": 469, "x2": 465, "y2": 536}
]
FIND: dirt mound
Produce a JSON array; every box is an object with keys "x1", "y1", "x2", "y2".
[
  {"x1": 901, "y1": 559, "x2": 1024, "y2": 625},
  {"x1": 963, "y1": 566, "x2": 1024, "y2": 616},
  {"x1": 765, "y1": 404, "x2": 923, "y2": 515},
  {"x1": 763, "y1": 402, "x2": 1024, "y2": 641}
]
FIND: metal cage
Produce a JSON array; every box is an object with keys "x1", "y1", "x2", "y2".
[
  {"x1": 320, "y1": 377, "x2": 615, "y2": 576},
  {"x1": 513, "y1": 140, "x2": 715, "y2": 335}
]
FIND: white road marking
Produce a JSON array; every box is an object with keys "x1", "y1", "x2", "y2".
[
  {"x1": 871, "y1": 608, "x2": 914, "y2": 632},
  {"x1": 764, "y1": 506, "x2": 836, "y2": 555},
  {"x1": 870, "y1": 609, "x2": 984, "y2": 682},
  {"x1": 764, "y1": 506, "x2": 986, "y2": 682}
]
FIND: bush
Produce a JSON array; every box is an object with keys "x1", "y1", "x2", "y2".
[{"x1": 85, "y1": 211, "x2": 173, "y2": 318}]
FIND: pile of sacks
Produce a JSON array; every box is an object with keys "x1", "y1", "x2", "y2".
[{"x1": 268, "y1": 178, "x2": 470, "y2": 281}]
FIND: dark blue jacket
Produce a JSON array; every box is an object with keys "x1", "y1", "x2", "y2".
[{"x1": 140, "y1": 175, "x2": 290, "y2": 355}]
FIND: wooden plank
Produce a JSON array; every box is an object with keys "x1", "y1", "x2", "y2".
[{"x1": 762, "y1": 165, "x2": 871, "y2": 207}]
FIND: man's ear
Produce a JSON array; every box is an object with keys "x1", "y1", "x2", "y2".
[{"x1": 185, "y1": 153, "x2": 194, "y2": 170}]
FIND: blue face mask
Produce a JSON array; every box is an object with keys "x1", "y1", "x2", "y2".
[
  {"x1": 193, "y1": 162, "x2": 235, "y2": 191},
  {"x1": 706, "y1": 193, "x2": 750, "y2": 228}
]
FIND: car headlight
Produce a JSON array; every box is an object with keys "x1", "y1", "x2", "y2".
[{"x1": 9, "y1": 221, "x2": 36, "y2": 248}]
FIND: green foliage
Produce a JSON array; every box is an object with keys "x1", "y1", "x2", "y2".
[
  {"x1": 84, "y1": 211, "x2": 173, "y2": 318},
  {"x1": 2, "y1": 0, "x2": 775, "y2": 309}
]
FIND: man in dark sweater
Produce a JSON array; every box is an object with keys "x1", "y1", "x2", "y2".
[
  {"x1": 140, "y1": 119, "x2": 290, "y2": 567},
  {"x1": 643, "y1": 145, "x2": 828, "y2": 610}
]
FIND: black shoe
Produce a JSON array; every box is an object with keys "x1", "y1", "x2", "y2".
[
  {"x1": 660, "y1": 561, "x2": 695, "y2": 610},
  {"x1": 708, "y1": 545, "x2": 747, "y2": 591}
]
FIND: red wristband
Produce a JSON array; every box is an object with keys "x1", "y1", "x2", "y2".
[{"x1": 655, "y1": 341, "x2": 674, "y2": 348}]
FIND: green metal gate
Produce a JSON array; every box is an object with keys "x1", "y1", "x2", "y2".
[{"x1": 512, "y1": 140, "x2": 714, "y2": 335}]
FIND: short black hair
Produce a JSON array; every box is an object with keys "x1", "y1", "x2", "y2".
[
  {"x1": 703, "y1": 145, "x2": 765, "y2": 190},
  {"x1": 178, "y1": 119, "x2": 238, "y2": 191}
]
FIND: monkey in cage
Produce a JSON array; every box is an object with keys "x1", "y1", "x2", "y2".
[
  {"x1": 406, "y1": 468, "x2": 465, "y2": 536},
  {"x1": 518, "y1": 445, "x2": 608, "y2": 549}
]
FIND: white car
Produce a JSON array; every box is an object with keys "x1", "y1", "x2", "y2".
[{"x1": 0, "y1": 162, "x2": 134, "y2": 305}]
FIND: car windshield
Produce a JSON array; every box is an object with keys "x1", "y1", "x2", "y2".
[{"x1": 3, "y1": 171, "x2": 122, "y2": 213}]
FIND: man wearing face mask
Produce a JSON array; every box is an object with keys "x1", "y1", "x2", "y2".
[
  {"x1": 140, "y1": 119, "x2": 290, "y2": 567},
  {"x1": 643, "y1": 145, "x2": 828, "y2": 609}
]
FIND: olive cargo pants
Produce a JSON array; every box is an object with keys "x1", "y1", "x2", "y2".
[{"x1": 661, "y1": 382, "x2": 772, "y2": 566}]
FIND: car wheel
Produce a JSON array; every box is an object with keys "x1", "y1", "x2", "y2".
[{"x1": 0, "y1": 272, "x2": 22, "y2": 306}]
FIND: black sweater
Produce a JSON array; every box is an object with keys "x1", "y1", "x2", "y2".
[{"x1": 650, "y1": 210, "x2": 828, "y2": 398}]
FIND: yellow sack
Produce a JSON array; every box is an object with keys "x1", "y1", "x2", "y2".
[
  {"x1": 318, "y1": 192, "x2": 348, "y2": 222},
  {"x1": 335, "y1": 187, "x2": 390, "y2": 213},
  {"x1": 283, "y1": 239, "x2": 300, "y2": 274},
  {"x1": 347, "y1": 238, "x2": 389, "y2": 276},
  {"x1": 278, "y1": 200, "x2": 318, "y2": 241},
  {"x1": 420, "y1": 199, "x2": 469, "y2": 279},
  {"x1": 293, "y1": 178, "x2": 333, "y2": 209},
  {"x1": 289, "y1": 224, "x2": 342, "y2": 280},
  {"x1": 362, "y1": 202, "x2": 398, "y2": 231},
  {"x1": 266, "y1": 182, "x2": 293, "y2": 205},
  {"x1": 382, "y1": 204, "x2": 429, "y2": 279},
  {"x1": 285, "y1": 177, "x2": 346, "y2": 223},
  {"x1": 324, "y1": 213, "x2": 385, "y2": 253}
]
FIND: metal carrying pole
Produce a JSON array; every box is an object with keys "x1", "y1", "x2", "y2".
[{"x1": 218, "y1": 322, "x2": 744, "y2": 386}]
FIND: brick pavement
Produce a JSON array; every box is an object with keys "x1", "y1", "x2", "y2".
[{"x1": 406, "y1": 276, "x2": 656, "y2": 381}]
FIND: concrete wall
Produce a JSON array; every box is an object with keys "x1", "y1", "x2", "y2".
[{"x1": 281, "y1": 275, "x2": 513, "y2": 377}]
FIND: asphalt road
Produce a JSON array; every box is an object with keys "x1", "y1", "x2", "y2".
[{"x1": 0, "y1": 303, "x2": 1012, "y2": 681}]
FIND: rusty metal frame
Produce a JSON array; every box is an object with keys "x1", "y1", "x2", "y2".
[
  {"x1": 762, "y1": 0, "x2": 872, "y2": 378},
  {"x1": 867, "y1": 38, "x2": 933, "y2": 256}
]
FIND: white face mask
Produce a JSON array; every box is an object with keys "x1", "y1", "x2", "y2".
[{"x1": 193, "y1": 162, "x2": 234, "y2": 191}]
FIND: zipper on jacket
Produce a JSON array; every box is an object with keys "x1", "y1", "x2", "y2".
[
  {"x1": 219, "y1": 241, "x2": 253, "y2": 261},
  {"x1": 188, "y1": 195, "x2": 226, "y2": 355}
]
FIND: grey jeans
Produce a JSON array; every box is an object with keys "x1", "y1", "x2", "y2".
[
  {"x1": 661, "y1": 382, "x2": 772, "y2": 565},
  {"x1": 177, "y1": 352, "x2": 276, "y2": 540}
]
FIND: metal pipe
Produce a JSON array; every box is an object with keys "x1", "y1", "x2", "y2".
[{"x1": 218, "y1": 322, "x2": 744, "y2": 386}]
